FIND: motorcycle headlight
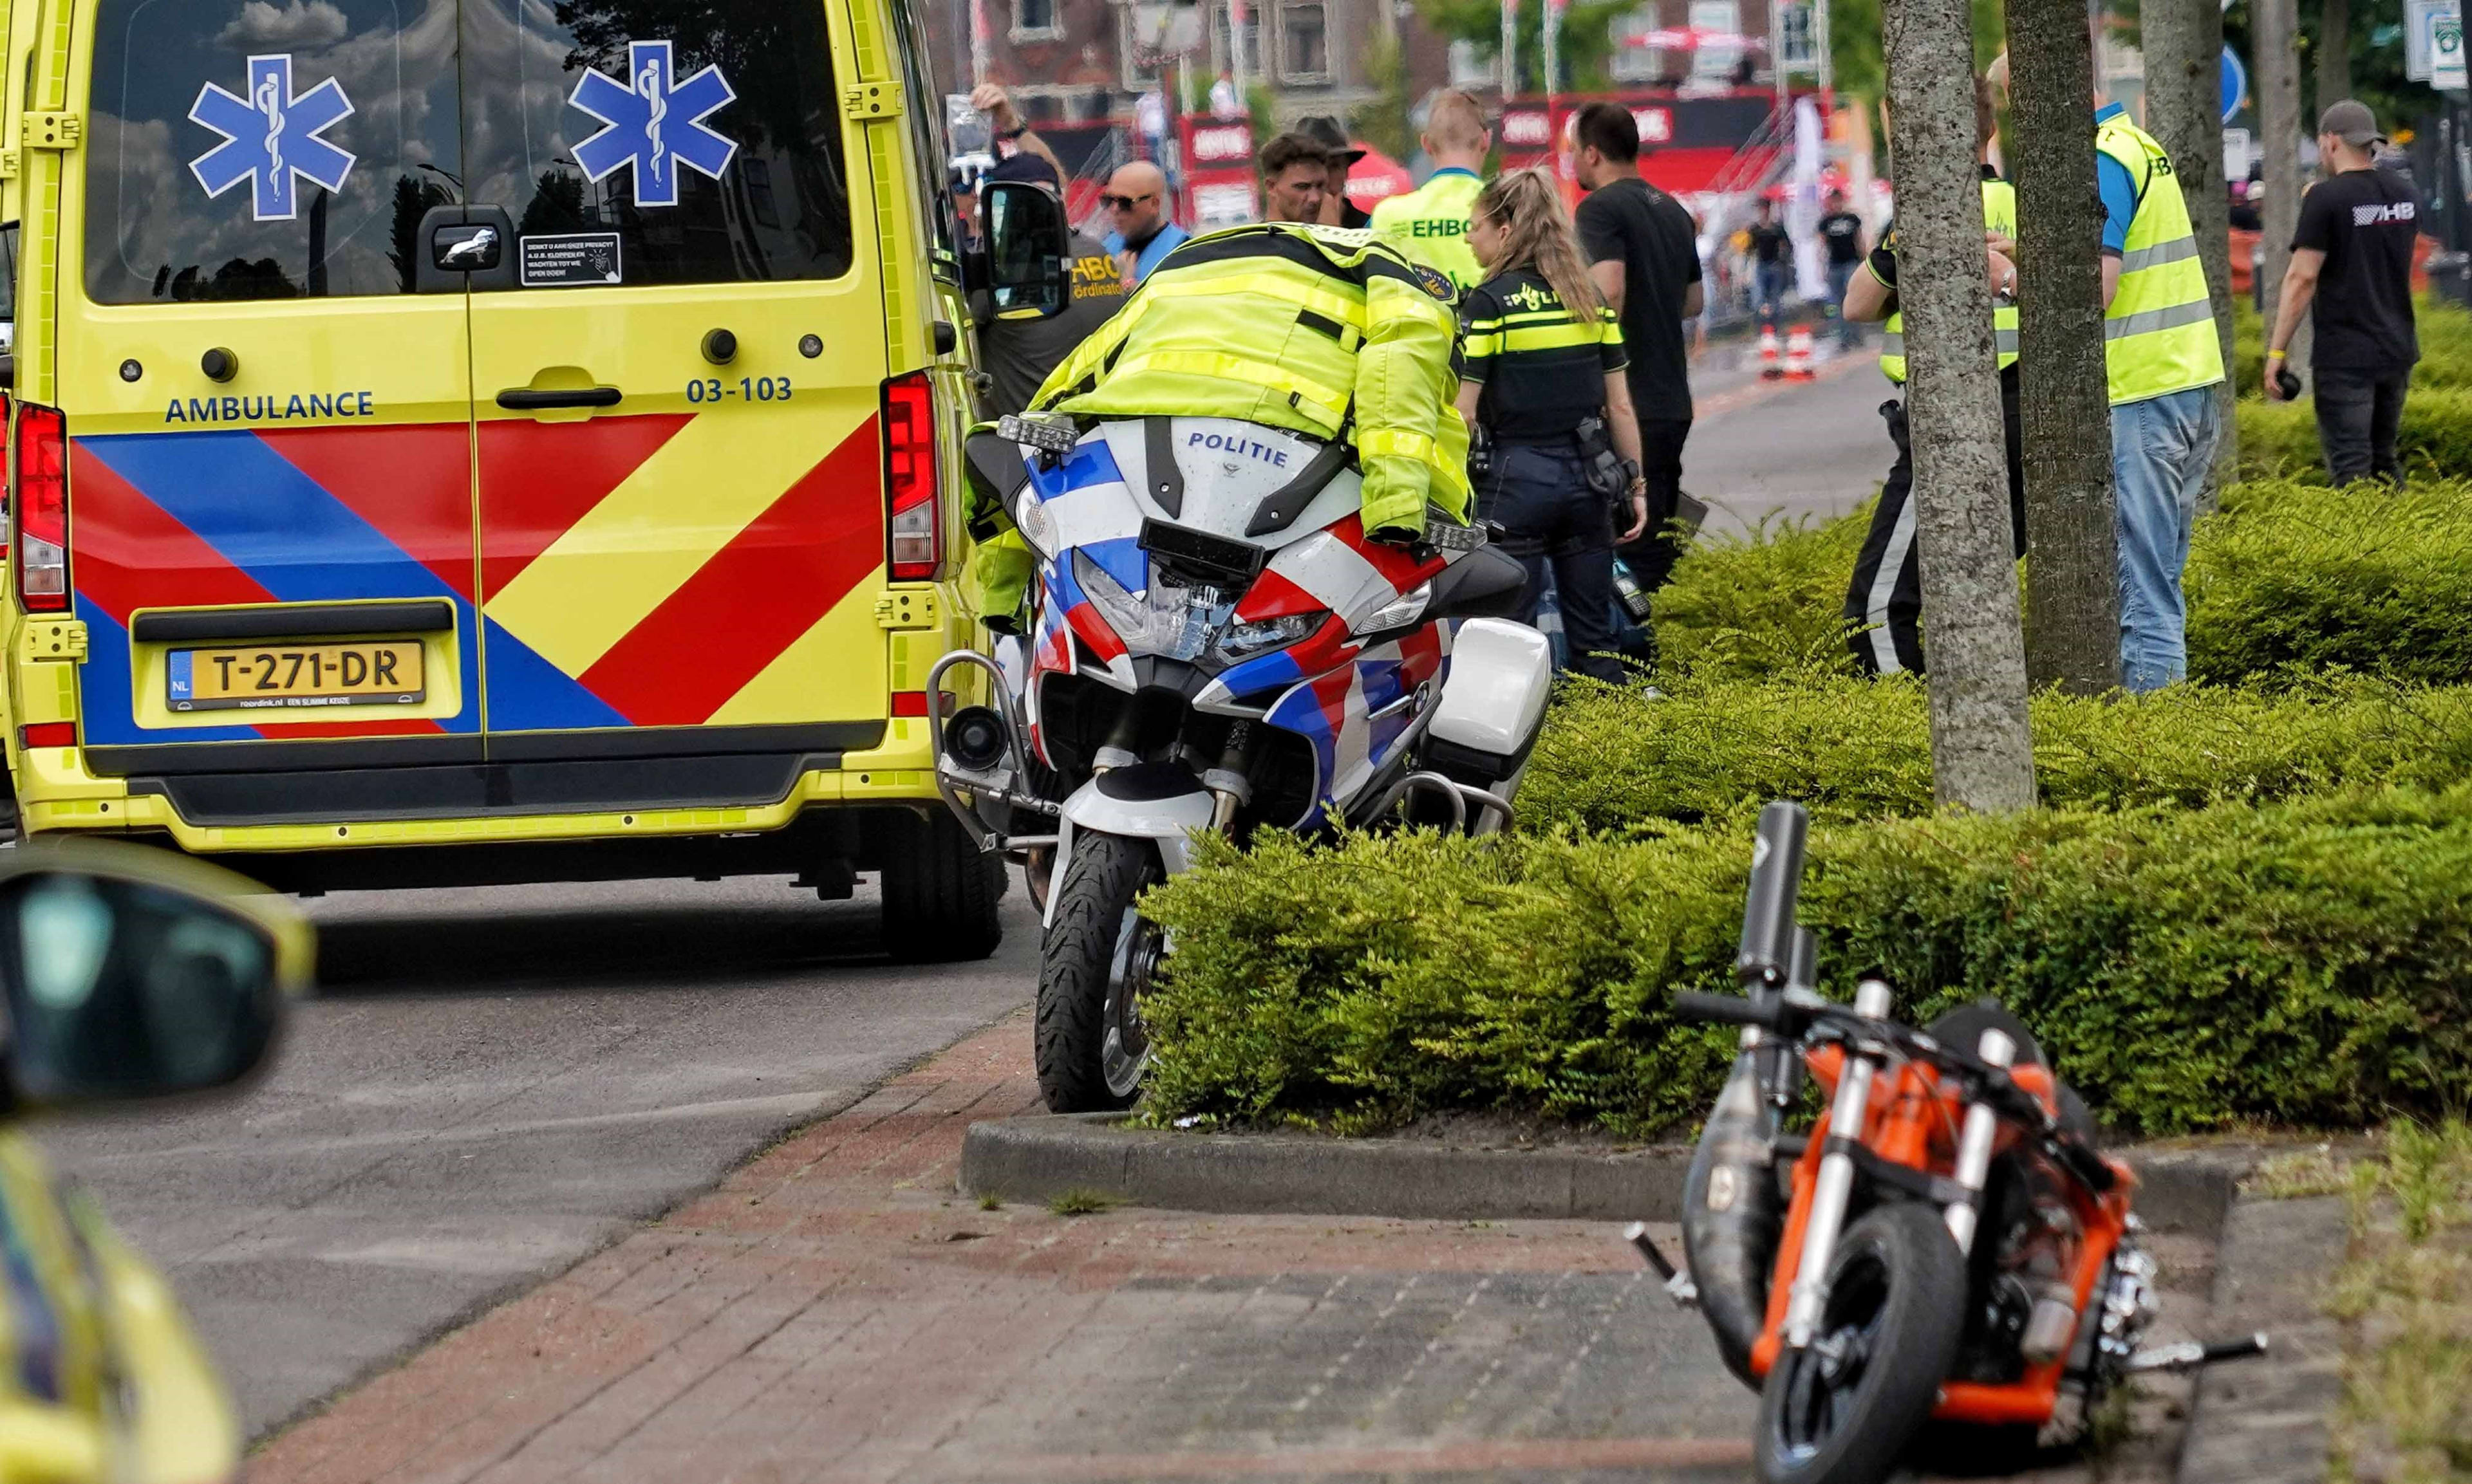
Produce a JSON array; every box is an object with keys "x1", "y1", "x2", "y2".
[
  {"x1": 1354, "y1": 582, "x2": 1432, "y2": 636},
  {"x1": 1072, "y1": 550, "x2": 1229, "y2": 662},
  {"x1": 1213, "y1": 611, "x2": 1327, "y2": 661},
  {"x1": 1013, "y1": 490, "x2": 1058, "y2": 560}
]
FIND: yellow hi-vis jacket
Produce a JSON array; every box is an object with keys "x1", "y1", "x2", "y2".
[
  {"x1": 1369, "y1": 167, "x2": 1487, "y2": 293},
  {"x1": 2095, "y1": 115, "x2": 2225, "y2": 405},
  {"x1": 1030, "y1": 222, "x2": 1472, "y2": 537},
  {"x1": 1879, "y1": 178, "x2": 2019, "y2": 384}
]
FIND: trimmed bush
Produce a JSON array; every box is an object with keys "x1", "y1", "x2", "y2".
[
  {"x1": 2231, "y1": 292, "x2": 2472, "y2": 398},
  {"x1": 1652, "y1": 508, "x2": 1866, "y2": 683},
  {"x1": 1518, "y1": 672, "x2": 2472, "y2": 834},
  {"x1": 2236, "y1": 387, "x2": 2472, "y2": 481},
  {"x1": 1141, "y1": 790, "x2": 2472, "y2": 1136},
  {"x1": 1653, "y1": 476, "x2": 2472, "y2": 691},
  {"x1": 2187, "y1": 476, "x2": 2472, "y2": 687}
]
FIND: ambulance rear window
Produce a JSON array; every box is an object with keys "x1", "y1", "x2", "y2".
[
  {"x1": 84, "y1": 0, "x2": 464, "y2": 303},
  {"x1": 461, "y1": 0, "x2": 856, "y2": 288},
  {"x1": 82, "y1": 0, "x2": 854, "y2": 304}
]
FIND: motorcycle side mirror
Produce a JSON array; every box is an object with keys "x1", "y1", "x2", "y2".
[
  {"x1": 979, "y1": 181, "x2": 1074, "y2": 319},
  {"x1": 0, "y1": 846, "x2": 310, "y2": 1111}
]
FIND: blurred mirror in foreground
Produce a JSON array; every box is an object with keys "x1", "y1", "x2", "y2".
[{"x1": 0, "y1": 844, "x2": 312, "y2": 1108}]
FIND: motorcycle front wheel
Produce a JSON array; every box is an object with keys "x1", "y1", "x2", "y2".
[
  {"x1": 1755, "y1": 1201, "x2": 1969, "y2": 1484},
  {"x1": 1035, "y1": 831, "x2": 1166, "y2": 1112}
]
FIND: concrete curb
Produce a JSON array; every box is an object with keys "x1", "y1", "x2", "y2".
[
  {"x1": 959, "y1": 1114, "x2": 2252, "y2": 1235},
  {"x1": 2177, "y1": 1194, "x2": 2350, "y2": 1484}
]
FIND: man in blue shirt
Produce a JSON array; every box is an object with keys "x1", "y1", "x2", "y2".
[
  {"x1": 2091, "y1": 96, "x2": 2226, "y2": 692},
  {"x1": 1101, "y1": 161, "x2": 1188, "y2": 285}
]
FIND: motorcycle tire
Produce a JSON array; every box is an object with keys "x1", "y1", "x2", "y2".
[
  {"x1": 1035, "y1": 831, "x2": 1165, "y2": 1112},
  {"x1": 1754, "y1": 1201, "x2": 1970, "y2": 1484}
]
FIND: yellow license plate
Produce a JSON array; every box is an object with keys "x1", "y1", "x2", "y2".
[{"x1": 167, "y1": 642, "x2": 427, "y2": 711}]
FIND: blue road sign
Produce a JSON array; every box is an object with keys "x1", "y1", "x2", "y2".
[
  {"x1": 570, "y1": 41, "x2": 738, "y2": 210},
  {"x1": 2222, "y1": 47, "x2": 2249, "y2": 122},
  {"x1": 188, "y1": 55, "x2": 356, "y2": 223}
]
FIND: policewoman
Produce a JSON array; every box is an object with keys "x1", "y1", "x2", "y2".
[
  {"x1": 1455, "y1": 169, "x2": 1648, "y2": 683},
  {"x1": 1839, "y1": 78, "x2": 2027, "y2": 677}
]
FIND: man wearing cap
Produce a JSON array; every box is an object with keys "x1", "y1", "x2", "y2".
[
  {"x1": 2265, "y1": 100, "x2": 2421, "y2": 487},
  {"x1": 1371, "y1": 89, "x2": 1490, "y2": 293},
  {"x1": 971, "y1": 153, "x2": 1129, "y2": 418},
  {"x1": 1299, "y1": 116, "x2": 1374, "y2": 228}
]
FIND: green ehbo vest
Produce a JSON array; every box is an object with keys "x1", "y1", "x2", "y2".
[
  {"x1": 1879, "y1": 178, "x2": 2019, "y2": 385},
  {"x1": 2094, "y1": 115, "x2": 2224, "y2": 405}
]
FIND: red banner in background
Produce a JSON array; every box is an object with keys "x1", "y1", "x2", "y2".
[
  {"x1": 1497, "y1": 89, "x2": 1802, "y2": 198},
  {"x1": 1179, "y1": 115, "x2": 1259, "y2": 228}
]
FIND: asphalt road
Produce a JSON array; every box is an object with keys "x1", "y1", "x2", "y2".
[
  {"x1": 35, "y1": 876, "x2": 1041, "y2": 1438},
  {"x1": 1684, "y1": 337, "x2": 1890, "y2": 536}
]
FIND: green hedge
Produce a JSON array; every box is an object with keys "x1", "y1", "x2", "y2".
[
  {"x1": 1518, "y1": 672, "x2": 2472, "y2": 834},
  {"x1": 1651, "y1": 478, "x2": 2472, "y2": 691},
  {"x1": 2229, "y1": 291, "x2": 2472, "y2": 398},
  {"x1": 2187, "y1": 476, "x2": 2472, "y2": 688},
  {"x1": 2236, "y1": 389, "x2": 2472, "y2": 480},
  {"x1": 1651, "y1": 509, "x2": 1866, "y2": 683},
  {"x1": 1142, "y1": 790, "x2": 2472, "y2": 1136}
]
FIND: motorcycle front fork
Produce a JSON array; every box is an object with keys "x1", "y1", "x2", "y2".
[{"x1": 1779, "y1": 981, "x2": 2019, "y2": 1351}]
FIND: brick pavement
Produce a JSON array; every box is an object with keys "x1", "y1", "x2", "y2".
[{"x1": 249, "y1": 1014, "x2": 2210, "y2": 1484}]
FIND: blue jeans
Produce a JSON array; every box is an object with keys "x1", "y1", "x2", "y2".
[
  {"x1": 1826, "y1": 261, "x2": 1862, "y2": 346},
  {"x1": 2112, "y1": 386, "x2": 2222, "y2": 693},
  {"x1": 1756, "y1": 263, "x2": 1788, "y2": 328}
]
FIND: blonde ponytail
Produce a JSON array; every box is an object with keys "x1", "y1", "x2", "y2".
[{"x1": 1473, "y1": 168, "x2": 1604, "y2": 324}]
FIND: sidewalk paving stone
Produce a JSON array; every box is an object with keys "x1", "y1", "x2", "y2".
[{"x1": 251, "y1": 1012, "x2": 2219, "y2": 1484}]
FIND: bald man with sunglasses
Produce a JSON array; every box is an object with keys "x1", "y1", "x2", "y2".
[{"x1": 1101, "y1": 162, "x2": 1189, "y2": 285}]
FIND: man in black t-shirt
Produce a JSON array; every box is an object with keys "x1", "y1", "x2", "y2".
[
  {"x1": 1573, "y1": 100, "x2": 1703, "y2": 619},
  {"x1": 2266, "y1": 99, "x2": 2421, "y2": 486},
  {"x1": 1816, "y1": 189, "x2": 1868, "y2": 348}
]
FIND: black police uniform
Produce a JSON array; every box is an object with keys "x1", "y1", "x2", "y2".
[{"x1": 1461, "y1": 268, "x2": 1631, "y2": 683}]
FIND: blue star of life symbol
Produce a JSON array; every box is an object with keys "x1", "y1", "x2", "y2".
[
  {"x1": 568, "y1": 40, "x2": 737, "y2": 210},
  {"x1": 189, "y1": 55, "x2": 356, "y2": 223}
]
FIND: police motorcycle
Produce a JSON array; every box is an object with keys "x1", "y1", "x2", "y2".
[
  {"x1": 928, "y1": 405, "x2": 1550, "y2": 1112},
  {"x1": 1631, "y1": 802, "x2": 2265, "y2": 1484}
]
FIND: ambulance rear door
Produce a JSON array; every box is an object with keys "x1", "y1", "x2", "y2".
[
  {"x1": 456, "y1": 0, "x2": 893, "y2": 772},
  {"x1": 57, "y1": 0, "x2": 480, "y2": 775}
]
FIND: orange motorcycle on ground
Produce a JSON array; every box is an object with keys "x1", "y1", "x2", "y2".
[{"x1": 1631, "y1": 801, "x2": 2265, "y2": 1484}]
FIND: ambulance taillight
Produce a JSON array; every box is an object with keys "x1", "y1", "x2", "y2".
[
  {"x1": 13, "y1": 403, "x2": 66, "y2": 613},
  {"x1": 883, "y1": 371, "x2": 939, "y2": 581}
]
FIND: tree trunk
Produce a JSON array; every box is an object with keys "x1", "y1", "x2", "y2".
[
  {"x1": 1884, "y1": 0, "x2": 2036, "y2": 812},
  {"x1": 2317, "y1": 0, "x2": 2351, "y2": 116},
  {"x1": 2144, "y1": 0, "x2": 2239, "y2": 503},
  {"x1": 2258, "y1": 0, "x2": 2305, "y2": 389},
  {"x1": 2009, "y1": 0, "x2": 2121, "y2": 695}
]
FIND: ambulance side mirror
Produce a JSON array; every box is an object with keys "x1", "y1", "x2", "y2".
[{"x1": 980, "y1": 181, "x2": 1073, "y2": 319}]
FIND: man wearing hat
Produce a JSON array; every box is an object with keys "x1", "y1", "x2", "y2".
[
  {"x1": 2265, "y1": 99, "x2": 2422, "y2": 487},
  {"x1": 1298, "y1": 116, "x2": 1373, "y2": 228}
]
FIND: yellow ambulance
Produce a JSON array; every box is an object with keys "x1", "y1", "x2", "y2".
[{"x1": 2, "y1": 0, "x2": 1069, "y2": 956}]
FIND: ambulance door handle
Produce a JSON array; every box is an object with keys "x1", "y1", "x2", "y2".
[{"x1": 497, "y1": 387, "x2": 623, "y2": 411}]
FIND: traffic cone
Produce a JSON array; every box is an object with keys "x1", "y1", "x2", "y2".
[
  {"x1": 1758, "y1": 326, "x2": 1783, "y2": 380},
  {"x1": 1784, "y1": 324, "x2": 1816, "y2": 381}
]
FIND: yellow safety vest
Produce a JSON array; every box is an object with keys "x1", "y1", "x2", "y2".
[
  {"x1": 1029, "y1": 223, "x2": 1470, "y2": 539},
  {"x1": 1369, "y1": 169, "x2": 1486, "y2": 293},
  {"x1": 2095, "y1": 115, "x2": 2224, "y2": 405},
  {"x1": 1879, "y1": 178, "x2": 2019, "y2": 385}
]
